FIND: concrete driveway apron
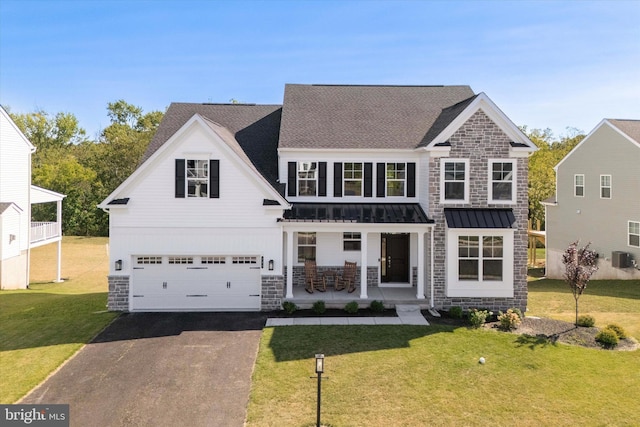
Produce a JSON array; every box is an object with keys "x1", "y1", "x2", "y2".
[{"x1": 21, "y1": 312, "x2": 267, "y2": 427}]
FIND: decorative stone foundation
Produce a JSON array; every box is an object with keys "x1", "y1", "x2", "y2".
[
  {"x1": 289, "y1": 265, "x2": 379, "y2": 289},
  {"x1": 261, "y1": 275, "x2": 284, "y2": 310},
  {"x1": 108, "y1": 275, "x2": 130, "y2": 311}
]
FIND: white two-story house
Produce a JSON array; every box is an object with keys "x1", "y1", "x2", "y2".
[
  {"x1": 0, "y1": 106, "x2": 65, "y2": 289},
  {"x1": 100, "y1": 84, "x2": 536, "y2": 312}
]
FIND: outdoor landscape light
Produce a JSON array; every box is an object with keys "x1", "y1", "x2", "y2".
[
  {"x1": 268, "y1": 259, "x2": 274, "y2": 271},
  {"x1": 315, "y1": 353, "x2": 324, "y2": 374},
  {"x1": 115, "y1": 260, "x2": 123, "y2": 271}
]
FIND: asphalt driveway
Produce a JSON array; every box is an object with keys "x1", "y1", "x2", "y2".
[{"x1": 21, "y1": 312, "x2": 268, "y2": 427}]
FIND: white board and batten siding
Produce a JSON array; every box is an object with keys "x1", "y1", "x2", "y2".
[{"x1": 108, "y1": 119, "x2": 285, "y2": 311}]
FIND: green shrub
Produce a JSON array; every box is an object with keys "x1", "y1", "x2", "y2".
[
  {"x1": 369, "y1": 300, "x2": 385, "y2": 313},
  {"x1": 468, "y1": 309, "x2": 493, "y2": 328},
  {"x1": 282, "y1": 301, "x2": 298, "y2": 315},
  {"x1": 509, "y1": 307, "x2": 524, "y2": 320},
  {"x1": 312, "y1": 300, "x2": 326, "y2": 315},
  {"x1": 605, "y1": 323, "x2": 628, "y2": 339},
  {"x1": 497, "y1": 309, "x2": 522, "y2": 331},
  {"x1": 449, "y1": 306, "x2": 463, "y2": 319},
  {"x1": 595, "y1": 327, "x2": 619, "y2": 349},
  {"x1": 344, "y1": 301, "x2": 359, "y2": 314},
  {"x1": 577, "y1": 315, "x2": 596, "y2": 327}
]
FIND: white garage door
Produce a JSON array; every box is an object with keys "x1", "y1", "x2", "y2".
[{"x1": 131, "y1": 255, "x2": 261, "y2": 311}]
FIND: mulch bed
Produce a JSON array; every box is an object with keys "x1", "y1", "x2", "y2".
[{"x1": 424, "y1": 311, "x2": 638, "y2": 351}]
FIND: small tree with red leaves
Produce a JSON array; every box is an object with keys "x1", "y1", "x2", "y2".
[{"x1": 562, "y1": 241, "x2": 599, "y2": 326}]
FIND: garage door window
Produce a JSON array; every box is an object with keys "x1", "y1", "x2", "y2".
[
  {"x1": 202, "y1": 256, "x2": 226, "y2": 264},
  {"x1": 137, "y1": 256, "x2": 162, "y2": 264},
  {"x1": 168, "y1": 256, "x2": 194, "y2": 264},
  {"x1": 233, "y1": 256, "x2": 257, "y2": 264}
]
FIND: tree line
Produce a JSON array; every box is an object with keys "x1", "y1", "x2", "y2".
[
  {"x1": 7, "y1": 102, "x2": 583, "y2": 236},
  {"x1": 8, "y1": 101, "x2": 163, "y2": 236}
]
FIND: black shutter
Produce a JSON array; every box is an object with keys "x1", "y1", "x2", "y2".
[
  {"x1": 364, "y1": 163, "x2": 373, "y2": 197},
  {"x1": 407, "y1": 162, "x2": 416, "y2": 197},
  {"x1": 210, "y1": 159, "x2": 220, "y2": 198},
  {"x1": 175, "y1": 159, "x2": 185, "y2": 198},
  {"x1": 376, "y1": 163, "x2": 385, "y2": 197},
  {"x1": 318, "y1": 162, "x2": 327, "y2": 197},
  {"x1": 334, "y1": 163, "x2": 342, "y2": 197},
  {"x1": 287, "y1": 162, "x2": 296, "y2": 197}
]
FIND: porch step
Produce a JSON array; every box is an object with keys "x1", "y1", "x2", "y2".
[{"x1": 395, "y1": 305, "x2": 429, "y2": 325}]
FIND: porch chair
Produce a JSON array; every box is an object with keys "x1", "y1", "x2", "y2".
[
  {"x1": 304, "y1": 260, "x2": 326, "y2": 293},
  {"x1": 335, "y1": 261, "x2": 357, "y2": 293}
]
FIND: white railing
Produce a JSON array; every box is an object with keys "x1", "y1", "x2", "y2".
[{"x1": 30, "y1": 222, "x2": 60, "y2": 244}]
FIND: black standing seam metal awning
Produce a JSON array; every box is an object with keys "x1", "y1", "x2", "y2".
[
  {"x1": 280, "y1": 203, "x2": 433, "y2": 224},
  {"x1": 444, "y1": 208, "x2": 516, "y2": 228}
]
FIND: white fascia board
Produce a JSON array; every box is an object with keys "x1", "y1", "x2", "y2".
[
  {"x1": 423, "y1": 93, "x2": 537, "y2": 152},
  {"x1": 31, "y1": 185, "x2": 66, "y2": 203},
  {"x1": 554, "y1": 119, "x2": 608, "y2": 172},
  {"x1": 0, "y1": 106, "x2": 36, "y2": 153}
]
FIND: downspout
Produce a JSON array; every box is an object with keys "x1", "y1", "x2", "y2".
[{"x1": 430, "y1": 227, "x2": 434, "y2": 309}]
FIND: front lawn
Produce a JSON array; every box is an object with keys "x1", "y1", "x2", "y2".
[
  {"x1": 527, "y1": 279, "x2": 640, "y2": 339},
  {"x1": 247, "y1": 325, "x2": 640, "y2": 426},
  {"x1": 0, "y1": 237, "x2": 119, "y2": 403}
]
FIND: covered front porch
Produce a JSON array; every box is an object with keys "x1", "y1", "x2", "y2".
[
  {"x1": 285, "y1": 285, "x2": 432, "y2": 309},
  {"x1": 30, "y1": 185, "x2": 65, "y2": 282},
  {"x1": 280, "y1": 203, "x2": 435, "y2": 308}
]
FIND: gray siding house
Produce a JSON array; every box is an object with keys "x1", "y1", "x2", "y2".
[{"x1": 544, "y1": 119, "x2": 640, "y2": 279}]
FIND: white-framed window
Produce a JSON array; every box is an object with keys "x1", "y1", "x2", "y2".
[
  {"x1": 137, "y1": 256, "x2": 162, "y2": 264},
  {"x1": 447, "y1": 229, "x2": 514, "y2": 298},
  {"x1": 187, "y1": 159, "x2": 209, "y2": 197},
  {"x1": 298, "y1": 162, "x2": 317, "y2": 196},
  {"x1": 343, "y1": 232, "x2": 361, "y2": 251},
  {"x1": 488, "y1": 159, "x2": 516, "y2": 203},
  {"x1": 386, "y1": 163, "x2": 406, "y2": 196},
  {"x1": 600, "y1": 175, "x2": 612, "y2": 199},
  {"x1": 441, "y1": 159, "x2": 469, "y2": 203},
  {"x1": 574, "y1": 174, "x2": 584, "y2": 197},
  {"x1": 298, "y1": 232, "x2": 316, "y2": 262},
  {"x1": 629, "y1": 221, "x2": 640, "y2": 248},
  {"x1": 343, "y1": 163, "x2": 363, "y2": 196},
  {"x1": 168, "y1": 256, "x2": 194, "y2": 264}
]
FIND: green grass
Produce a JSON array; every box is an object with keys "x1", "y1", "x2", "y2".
[
  {"x1": 527, "y1": 279, "x2": 640, "y2": 339},
  {"x1": 0, "y1": 237, "x2": 119, "y2": 403},
  {"x1": 247, "y1": 325, "x2": 640, "y2": 427}
]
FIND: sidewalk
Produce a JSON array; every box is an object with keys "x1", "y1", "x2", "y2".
[{"x1": 266, "y1": 304, "x2": 429, "y2": 326}]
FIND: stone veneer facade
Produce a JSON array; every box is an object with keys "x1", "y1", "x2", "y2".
[
  {"x1": 427, "y1": 110, "x2": 529, "y2": 312},
  {"x1": 108, "y1": 275, "x2": 130, "y2": 311}
]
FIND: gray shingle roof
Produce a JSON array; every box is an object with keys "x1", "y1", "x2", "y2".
[
  {"x1": 279, "y1": 84, "x2": 475, "y2": 149},
  {"x1": 0, "y1": 202, "x2": 14, "y2": 214},
  {"x1": 608, "y1": 119, "x2": 640, "y2": 144},
  {"x1": 142, "y1": 103, "x2": 283, "y2": 193}
]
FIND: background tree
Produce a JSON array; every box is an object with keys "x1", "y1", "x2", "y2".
[
  {"x1": 524, "y1": 127, "x2": 585, "y2": 227},
  {"x1": 562, "y1": 241, "x2": 599, "y2": 325}
]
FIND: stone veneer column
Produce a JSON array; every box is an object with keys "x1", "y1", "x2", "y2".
[
  {"x1": 107, "y1": 275, "x2": 129, "y2": 311},
  {"x1": 261, "y1": 275, "x2": 284, "y2": 310}
]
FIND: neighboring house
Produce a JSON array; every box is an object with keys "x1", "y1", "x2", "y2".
[
  {"x1": 99, "y1": 84, "x2": 536, "y2": 312},
  {"x1": 544, "y1": 119, "x2": 640, "y2": 280},
  {"x1": 0, "y1": 106, "x2": 65, "y2": 289}
]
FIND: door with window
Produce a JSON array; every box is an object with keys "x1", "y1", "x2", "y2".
[{"x1": 381, "y1": 233, "x2": 409, "y2": 283}]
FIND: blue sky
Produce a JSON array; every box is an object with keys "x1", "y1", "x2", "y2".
[{"x1": 1, "y1": 0, "x2": 638, "y2": 140}]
